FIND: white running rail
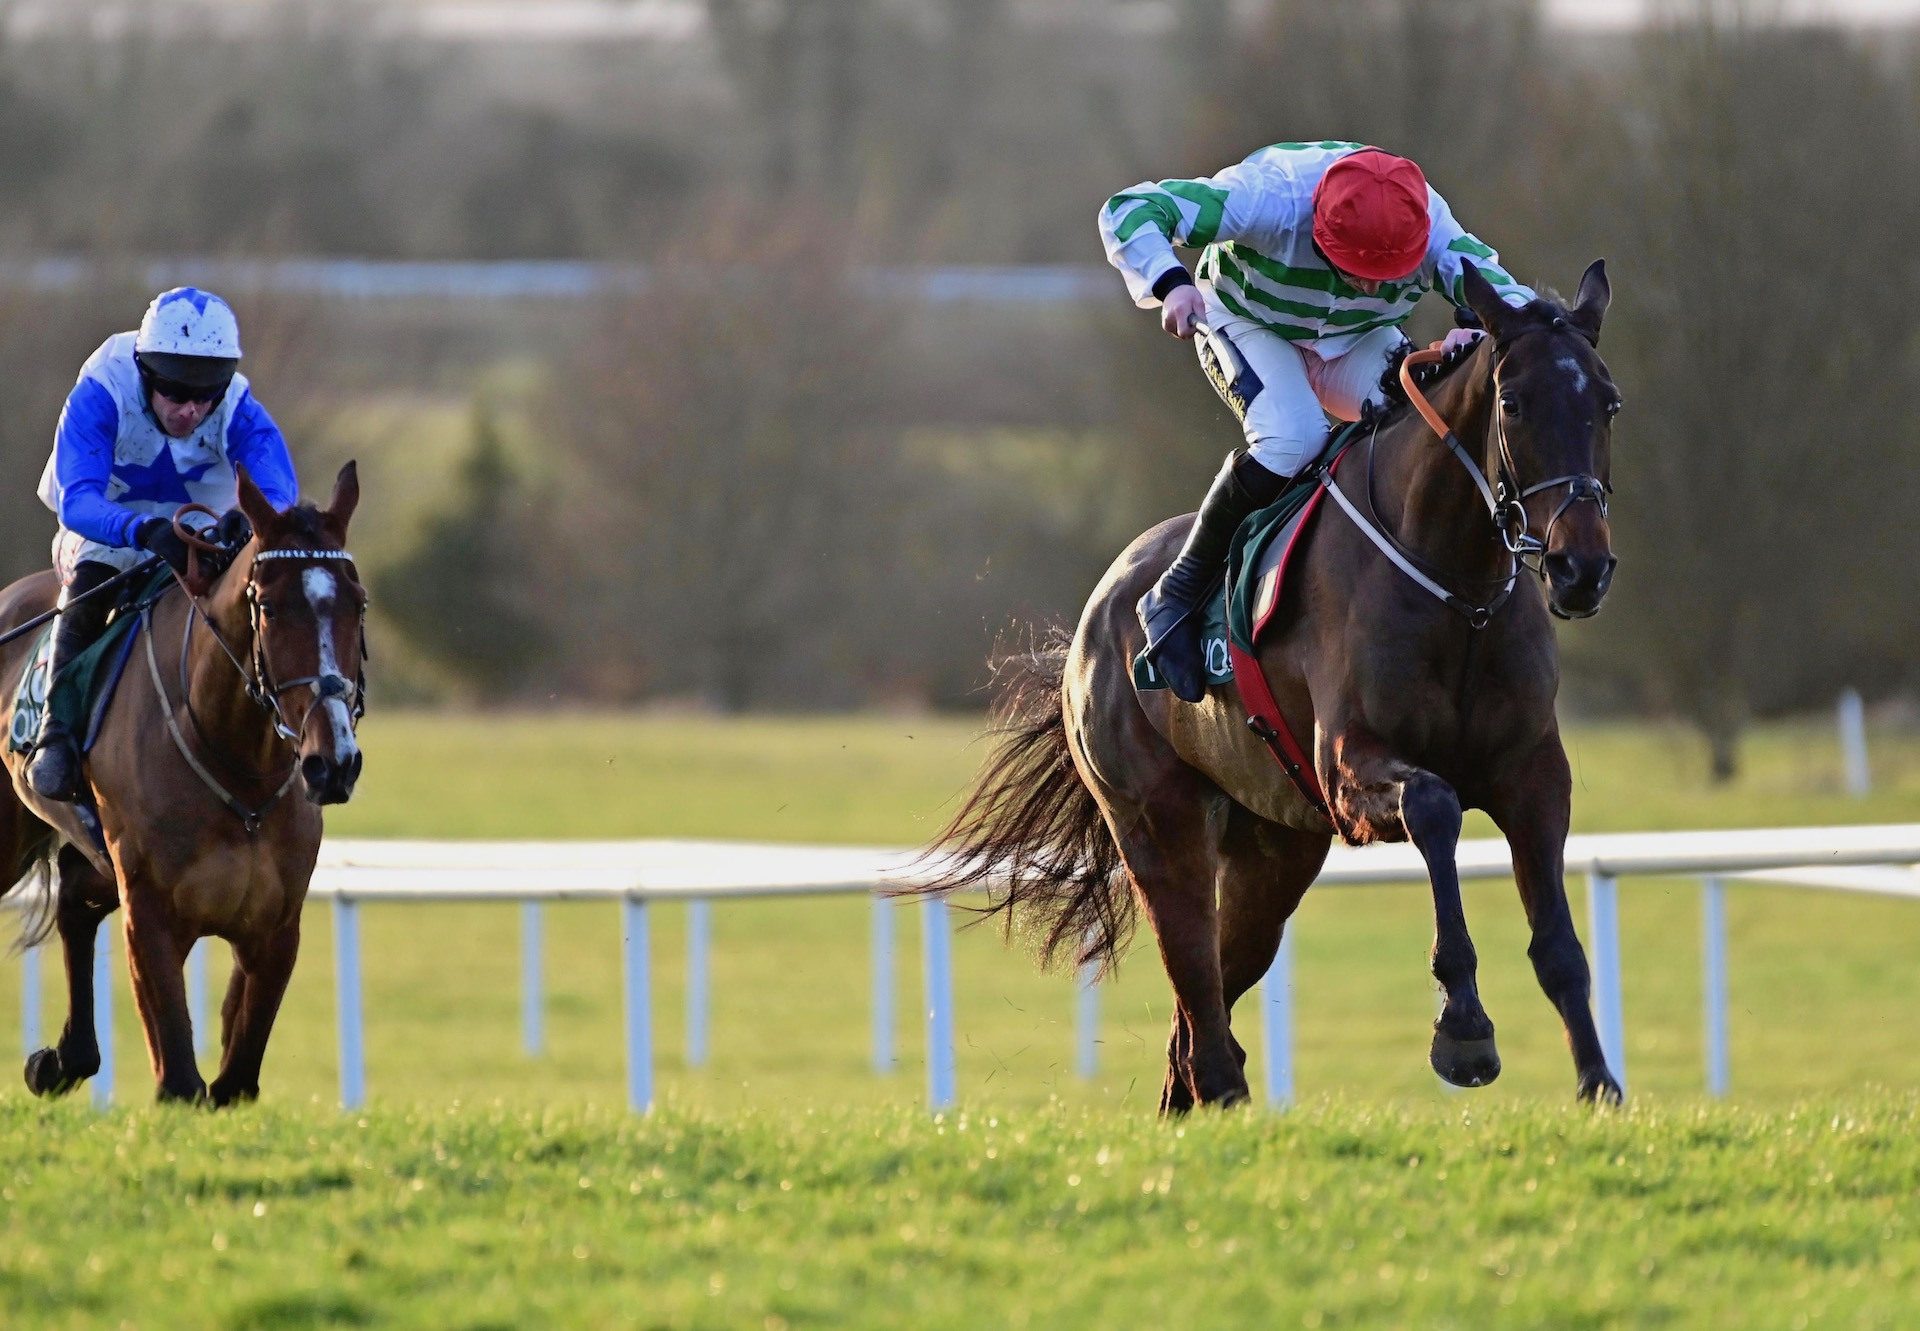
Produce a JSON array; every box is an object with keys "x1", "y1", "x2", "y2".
[{"x1": 15, "y1": 826, "x2": 1920, "y2": 1110}]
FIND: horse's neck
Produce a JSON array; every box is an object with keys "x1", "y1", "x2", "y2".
[
  {"x1": 181, "y1": 562, "x2": 282, "y2": 779},
  {"x1": 1371, "y1": 343, "x2": 1509, "y2": 587}
]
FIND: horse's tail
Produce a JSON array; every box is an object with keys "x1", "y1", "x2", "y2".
[
  {"x1": 5, "y1": 842, "x2": 58, "y2": 952},
  {"x1": 904, "y1": 626, "x2": 1134, "y2": 976}
]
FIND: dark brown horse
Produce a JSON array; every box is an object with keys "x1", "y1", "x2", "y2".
[
  {"x1": 920, "y1": 262, "x2": 1623, "y2": 1111},
  {"x1": 0, "y1": 463, "x2": 366, "y2": 1104}
]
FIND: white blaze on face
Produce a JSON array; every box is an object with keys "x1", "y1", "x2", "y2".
[
  {"x1": 1557, "y1": 355, "x2": 1589, "y2": 396},
  {"x1": 302, "y1": 567, "x2": 358, "y2": 765}
]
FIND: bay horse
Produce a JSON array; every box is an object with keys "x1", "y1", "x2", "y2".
[
  {"x1": 0, "y1": 462, "x2": 366, "y2": 1104},
  {"x1": 919, "y1": 262, "x2": 1623, "y2": 1111}
]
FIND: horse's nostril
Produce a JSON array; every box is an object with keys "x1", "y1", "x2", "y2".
[{"x1": 301, "y1": 754, "x2": 330, "y2": 787}]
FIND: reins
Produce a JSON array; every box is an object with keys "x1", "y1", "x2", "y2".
[
  {"x1": 141, "y1": 506, "x2": 365, "y2": 833},
  {"x1": 1323, "y1": 339, "x2": 1609, "y2": 627}
]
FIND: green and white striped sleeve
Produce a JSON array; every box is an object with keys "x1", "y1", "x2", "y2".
[
  {"x1": 1099, "y1": 168, "x2": 1254, "y2": 308},
  {"x1": 1426, "y1": 193, "x2": 1535, "y2": 311}
]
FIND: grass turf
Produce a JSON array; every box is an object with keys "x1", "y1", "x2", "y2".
[{"x1": 1, "y1": 712, "x2": 1916, "y2": 1328}]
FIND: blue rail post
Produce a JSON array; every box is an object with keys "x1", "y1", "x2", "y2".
[
  {"x1": 1075, "y1": 959, "x2": 1099, "y2": 1080},
  {"x1": 521, "y1": 901, "x2": 544, "y2": 1056},
  {"x1": 1587, "y1": 868, "x2": 1627, "y2": 1091},
  {"x1": 91, "y1": 923, "x2": 113, "y2": 1109},
  {"x1": 686, "y1": 898, "x2": 710, "y2": 1068},
  {"x1": 1702, "y1": 875, "x2": 1729, "y2": 1097},
  {"x1": 334, "y1": 896, "x2": 366, "y2": 1110},
  {"x1": 188, "y1": 938, "x2": 210, "y2": 1056},
  {"x1": 21, "y1": 941, "x2": 39, "y2": 1058},
  {"x1": 622, "y1": 894, "x2": 653, "y2": 1112},
  {"x1": 1262, "y1": 929, "x2": 1294, "y2": 1108},
  {"x1": 871, "y1": 894, "x2": 894, "y2": 1075},
  {"x1": 922, "y1": 897, "x2": 956, "y2": 1111}
]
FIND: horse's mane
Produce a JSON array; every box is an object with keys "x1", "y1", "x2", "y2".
[{"x1": 1363, "y1": 293, "x2": 1577, "y2": 431}]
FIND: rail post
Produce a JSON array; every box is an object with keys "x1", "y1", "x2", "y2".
[
  {"x1": 871, "y1": 894, "x2": 894, "y2": 1074},
  {"x1": 1587, "y1": 867, "x2": 1626, "y2": 1090},
  {"x1": 622, "y1": 893, "x2": 653, "y2": 1112},
  {"x1": 1702, "y1": 875, "x2": 1729, "y2": 1097},
  {"x1": 1075, "y1": 958, "x2": 1099, "y2": 1080},
  {"x1": 21, "y1": 940, "x2": 39, "y2": 1058},
  {"x1": 334, "y1": 896, "x2": 366, "y2": 1110},
  {"x1": 686, "y1": 898, "x2": 711, "y2": 1068},
  {"x1": 922, "y1": 896, "x2": 956, "y2": 1111},
  {"x1": 1262, "y1": 929, "x2": 1294, "y2": 1108},
  {"x1": 521, "y1": 901, "x2": 544, "y2": 1056},
  {"x1": 91, "y1": 923, "x2": 113, "y2": 1109},
  {"x1": 188, "y1": 937, "x2": 210, "y2": 1056}
]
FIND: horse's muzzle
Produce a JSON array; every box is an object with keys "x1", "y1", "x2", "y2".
[
  {"x1": 1544, "y1": 551, "x2": 1617, "y2": 619},
  {"x1": 301, "y1": 750, "x2": 363, "y2": 805}
]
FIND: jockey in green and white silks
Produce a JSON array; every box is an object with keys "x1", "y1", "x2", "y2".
[
  {"x1": 25, "y1": 287, "x2": 300, "y2": 802},
  {"x1": 1100, "y1": 141, "x2": 1535, "y2": 702}
]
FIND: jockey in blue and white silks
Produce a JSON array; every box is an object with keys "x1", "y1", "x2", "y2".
[{"x1": 25, "y1": 287, "x2": 301, "y2": 801}]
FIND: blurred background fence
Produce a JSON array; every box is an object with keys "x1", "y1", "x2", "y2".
[{"x1": 0, "y1": 0, "x2": 1915, "y2": 777}]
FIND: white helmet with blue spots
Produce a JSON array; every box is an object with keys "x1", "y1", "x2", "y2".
[{"x1": 135, "y1": 287, "x2": 242, "y2": 388}]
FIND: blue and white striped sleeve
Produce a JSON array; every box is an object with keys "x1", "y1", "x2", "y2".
[
  {"x1": 227, "y1": 389, "x2": 300, "y2": 509},
  {"x1": 52, "y1": 378, "x2": 141, "y2": 547}
]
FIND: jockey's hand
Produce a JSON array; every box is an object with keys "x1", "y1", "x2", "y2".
[
  {"x1": 1162, "y1": 285, "x2": 1206, "y2": 340},
  {"x1": 1440, "y1": 327, "x2": 1484, "y2": 357},
  {"x1": 135, "y1": 518, "x2": 192, "y2": 576}
]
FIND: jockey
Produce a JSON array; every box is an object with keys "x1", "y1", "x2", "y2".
[
  {"x1": 25, "y1": 287, "x2": 300, "y2": 801},
  {"x1": 1100, "y1": 141, "x2": 1536, "y2": 702}
]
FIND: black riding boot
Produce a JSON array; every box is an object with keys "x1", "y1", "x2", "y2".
[
  {"x1": 26, "y1": 561, "x2": 116, "y2": 803},
  {"x1": 1137, "y1": 450, "x2": 1288, "y2": 703}
]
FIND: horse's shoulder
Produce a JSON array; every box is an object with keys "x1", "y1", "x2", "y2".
[{"x1": 0, "y1": 569, "x2": 59, "y2": 633}]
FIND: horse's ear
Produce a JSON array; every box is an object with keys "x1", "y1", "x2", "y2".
[
  {"x1": 326, "y1": 460, "x2": 359, "y2": 536},
  {"x1": 235, "y1": 464, "x2": 278, "y2": 538},
  {"x1": 1568, "y1": 258, "x2": 1610, "y2": 346},
  {"x1": 1459, "y1": 261, "x2": 1519, "y2": 343}
]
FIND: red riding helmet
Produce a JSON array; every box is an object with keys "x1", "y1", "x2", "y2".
[{"x1": 1311, "y1": 149, "x2": 1432, "y2": 283}]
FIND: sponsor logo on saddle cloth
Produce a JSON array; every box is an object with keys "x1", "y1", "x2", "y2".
[{"x1": 6, "y1": 633, "x2": 54, "y2": 754}]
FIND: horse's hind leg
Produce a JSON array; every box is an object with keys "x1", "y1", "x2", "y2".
[
  {"x1": 1327, "y1": 728, "x2": 1499, "y2": 1088},
  {"x1": 209, "y1": 917, "x2": 300, "y2": 1107},
  {"x1": 23, "y1": 847, "x2": 116, "y2": 1097},
  {"x1": 1487, "y1": 736, "x2": 1622, "y2": 1104},
  {"x1": 120, "y1": 879, "x2": 206, "y2": 1102},
  {"x1": 1103, "y1": 774, "x2": 1250, "y2": 1114},
  {"x1": 1216, "y1": 810, "x2": 1331, "y2": 1079}
]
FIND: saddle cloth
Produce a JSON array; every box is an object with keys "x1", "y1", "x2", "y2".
[{"x1": 7, "y1": 568, "x2": 172, "y2": 758}]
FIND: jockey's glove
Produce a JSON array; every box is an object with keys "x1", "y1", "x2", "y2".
[{"x1": 136, "y1": 518, "x2": 193, "y2": 576}]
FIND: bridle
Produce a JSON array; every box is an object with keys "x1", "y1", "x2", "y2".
[
  {"x1": 144, "y1": 505, "x2": 367, "y2": 831},
  {"x1": 1334, "y1": 331, "x2": 1612, "y2": 625}
]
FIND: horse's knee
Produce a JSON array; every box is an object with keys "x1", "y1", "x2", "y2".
[{"x1": 1401, "y1": 773, "x2": 1462, "y2": 850}]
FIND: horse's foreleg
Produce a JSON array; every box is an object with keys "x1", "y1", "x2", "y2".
[
  {"x1": 1487, "y1": 737, "x2": 1622, "y2": 1105},
  {"x1": 209, "y1": 917, "x2": 300, "y2": 1108},
  {"x1": 1216, "y1": 808, "x2": 1330, "y2": 1077},
  {"x1": 24, "y1": 847, "x2": 115, "y2": 1097},
  {"x1": 121, "y1": 884, "x2": 206, "y2": 1103},
  {"x1": 1327, "y1": 729, "x2": 1499, "y2": 1088}
]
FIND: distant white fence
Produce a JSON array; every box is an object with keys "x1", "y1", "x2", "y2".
[{"x1": 16, "y1": 826, "x2": 1920, "y2": 1110}]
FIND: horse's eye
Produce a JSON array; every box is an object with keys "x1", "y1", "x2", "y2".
[
  {"x1": 1500, "y1": 395, "x2": 1521, "y2": 417},
  {"x1": 259, "y1": 602, "x2": 277, "y2": 621},
  {"x1": 1605, "y1": 398, "x2": 1623, "y2": 417}
]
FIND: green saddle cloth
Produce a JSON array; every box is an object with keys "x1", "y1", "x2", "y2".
[
  {"x1": 1132, "y1": 423, "x2": 1357, "y2": 692},
  {"x1": 7, "y1": 567, "x2": 174, "y2": 757}
]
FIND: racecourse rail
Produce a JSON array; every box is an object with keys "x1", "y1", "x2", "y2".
[{"x1": 14, "y1": 826, "x2": 1920, "y2": 1110}]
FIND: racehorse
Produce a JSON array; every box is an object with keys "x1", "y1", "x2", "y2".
[
  {"x1": 916, "y1": 262, "x2": 1623, "y2": 1111},
  {"x1": 0, "y1": 462, "x2": 366, "y2": 1104}
]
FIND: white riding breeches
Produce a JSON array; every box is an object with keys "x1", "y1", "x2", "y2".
[{"x1": 1195, "y1": 284, "x2": 1409, "y2": 477}]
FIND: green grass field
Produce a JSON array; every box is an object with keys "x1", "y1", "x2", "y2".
[{"x1": 1, "y1": 712, "x2": 1916, "y2": 1327}]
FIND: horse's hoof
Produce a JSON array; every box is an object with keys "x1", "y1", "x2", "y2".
[
  {"x1": 208, "y1": 1079, "x2": 259, "y2": 1109},
  {"x1": 1577, "y1": 1070, "x2": 1624, "y2": 1106},
  {"x1": 24, "y1": 1048, "x2": 80, "y2": 1098},
  {"x1": 1430, "y1": 1032, "x2": 1502, "y2": 1088}
]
